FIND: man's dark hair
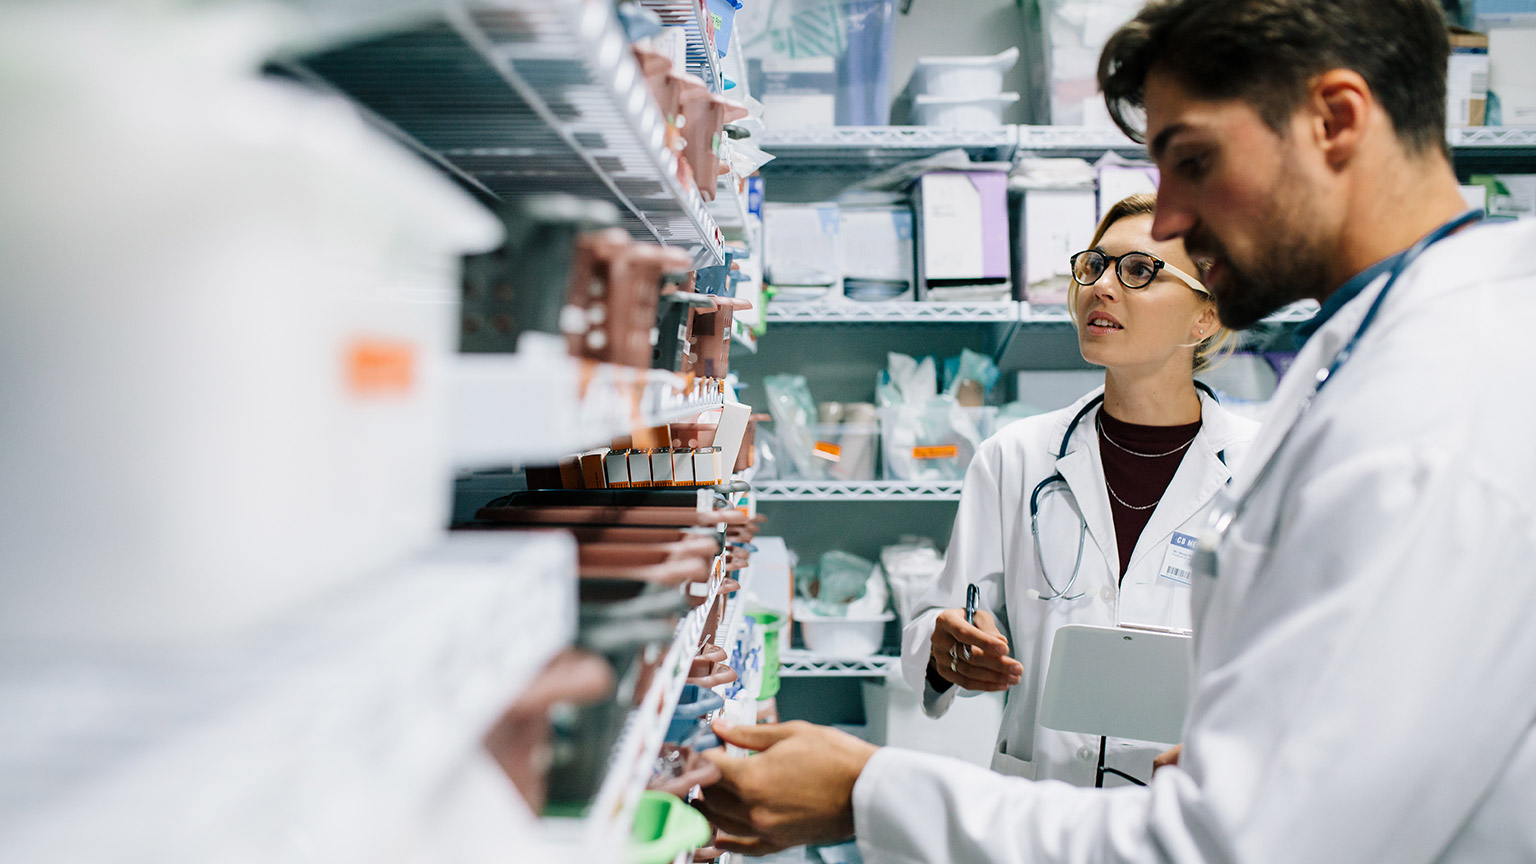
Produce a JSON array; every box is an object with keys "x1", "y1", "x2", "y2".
[{"x1": 1098, "y1": 0, "x2": 1451, "y2": 156}]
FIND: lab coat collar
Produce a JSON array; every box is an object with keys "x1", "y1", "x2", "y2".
[
  {"x1": 1050, "y1": 387, "x2": 1239, "y2": 577},
  {"x1": 1125, "y1": 390, "x2": 1235, "y2": 571}
]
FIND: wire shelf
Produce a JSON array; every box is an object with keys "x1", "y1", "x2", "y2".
[
  {"x1": 765, "y1": 301, "x2": 1019, "y2": 324},
  {"x1": 759, "y1": 126, "x2": 1017, "y2": 172},
  {"x1": 755, "y1": 480, "x2": 963, "y2": 501},
  {"x1": 288, "y1": 0, "x2": 723, "y2": 266},
  {"x1": 635, "y1": 0, "x2": 723, "y2": 91},
  {"x1": 778, "y1": 649, "x2": 899, "y2": 678}
]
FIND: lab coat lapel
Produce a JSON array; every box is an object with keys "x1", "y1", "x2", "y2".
[
  {"x1": 1126, "y1": 395, "x2": 1233, "y2": 571},
  {"x1": 1054, "y1": 415, "x2": 1119, "y2": 578},
  {"x1": 1126, "y1": 436, "x2": 1227, "y2": 572}
]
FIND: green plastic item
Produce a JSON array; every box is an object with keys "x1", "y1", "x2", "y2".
[
  {"x1": 748, "y1": 610, "x2": 786, "y2": 699},
  {"x1": 629, "y1": 790, "x2": 711, "y2": 864}
]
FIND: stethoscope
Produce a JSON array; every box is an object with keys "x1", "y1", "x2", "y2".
[
  {"x1": 1028, "y1": 381, "x2": 1225, "y2": 602},
  {"x1": 1193, "y1": 210, "x2": 1484, "y2": 581}
]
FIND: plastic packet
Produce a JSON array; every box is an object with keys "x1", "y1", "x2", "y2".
[
  {"x1": 881, "y1": 352, "x2": 937, "y2": 406},
  {"x1": 763, "y1": 373, "x2": 822, "y2": 478},
  {"x1": 881, "y1": 396, "x2": 990, "y2": 481},
  {"x1": 727, "y1": 138, "x2": 776, "y2": 177},
  {"x1": 880, "y1": 538, "x2": 944, "y2": 626},
  {"x1": 943, "y1": 348, "x2": 1000, "y2": 405},
  {"x1": 798, "y1": 550, "x2": 878, "y2": 616}
]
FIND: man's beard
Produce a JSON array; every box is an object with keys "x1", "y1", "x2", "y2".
[{"x1": 1186, "y1": 216, "x2": 1333, "y2": 331}]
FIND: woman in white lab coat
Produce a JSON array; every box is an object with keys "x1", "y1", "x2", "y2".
[{"x1": 900, "y1": 194, "x2": 1257, "y2": 787}]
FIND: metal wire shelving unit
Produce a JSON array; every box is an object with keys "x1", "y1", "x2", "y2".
[
  {"x1": 765, "y1": 300, "x2": 1020, "y2": 324},
  {"x1": 755, "y1": 480, "x2": 963, "y2": 501},
  {"x1": 778, "y1": 649, "x2": 899, "y2": 678},
  {"x1": 758, "y1": 126, "x2": 1018, "y2": 173},
  {"x1": 635, "y1": 0, "x2": 723, "y2": 91},
  {"x1": 283, "y1": 0, "x2": 724, "y2": 267}
]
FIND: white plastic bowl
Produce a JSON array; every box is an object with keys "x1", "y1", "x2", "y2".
[
  {"x1": 916, "y1": 47, "x2": 1019, "y2": 98},
  {"x1": 797, "y1": 611, "x2": 894, "y2": 657},
  {"x1": 913, "y1": 93, "x2": 1020, "y2": 128}
]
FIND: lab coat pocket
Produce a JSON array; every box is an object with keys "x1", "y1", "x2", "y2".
[{"x1": 989, "y1": 749, "x2": 1037, "y2": 780}]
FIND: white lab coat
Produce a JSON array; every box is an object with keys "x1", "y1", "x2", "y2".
[
  {"x1": 855, "y1": 217, "x2": 1536, "y2": 863},
  {"x1": 901, "y1": 388, "x2": 1257, "y2": 787}
]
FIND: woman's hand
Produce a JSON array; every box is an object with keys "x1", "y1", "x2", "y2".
[
  {"x1": 1153, "y1": 744, "x2": 1182, "y2": 773},
  {"x1": 928, "y1": 608, "x2": 1023, "y2": 692}
]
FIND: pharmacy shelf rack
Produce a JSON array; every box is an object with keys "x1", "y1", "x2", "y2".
[
  {"x1": 0, "y1": 531, "x2": 576, "y2": 863},
  {"x1": 449, "y1": 341, "x2": 726, "y2": 469},
  {"x1": 283, "y1": 0, "x2": 724, "y2": 267},
  {"x1": 765, "y1": 301, "x2": 1021, "y2": 324},
  {"x1": 544, "y1": 555, "x2": 738, "y2": 854},
  {"x1": 636, "y1": 0, "x2": 724, "y2": 92},
  {"x1": 1448, "y1": 126, "x2": 1536, "y2": 173},
  {"x1": 758, "y1": 126, "x2": 1019, "y2": 173},
  {"x1": 755, "y1": 480, "x2": 963, "y2": 502},
  {"x1": 778, "y1": 649, "x2": 899, "y2": 679}
]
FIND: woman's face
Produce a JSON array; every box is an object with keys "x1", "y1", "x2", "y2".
[{"x1": 1073, "y1": 212, "x2": 1215, "y2": 372}]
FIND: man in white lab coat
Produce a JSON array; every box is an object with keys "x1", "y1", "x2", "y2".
[{"x1": 696, "y1": 0, "x2": 1536, "y2": 861}]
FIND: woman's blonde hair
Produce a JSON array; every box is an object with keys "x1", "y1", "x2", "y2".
[{"x1": 1068, "y1": 192, "x2": 1235, "y2": 372}]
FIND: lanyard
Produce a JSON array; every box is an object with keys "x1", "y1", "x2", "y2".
[{"x1": 1196, "y1": 210, "x2": 1484, "y2": 577}]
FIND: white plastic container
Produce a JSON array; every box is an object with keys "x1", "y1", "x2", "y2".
[
  {"x1": 915, "y1": 47, "x2": 1019, "y2": 98},
  {"x1": 0, "y1": 6, "x2": 502, "y2": 644},
  {"x1": 798, "y1": 611, "x2": 894, "y2": 657},
  {"x1": 913, "y1": 92, "x2": 1019, "y2": 128}
]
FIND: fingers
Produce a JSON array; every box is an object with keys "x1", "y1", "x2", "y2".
[
  {"x1": 708, "y1": 717, "x2": 797, "y2": 752},
  {"x1": 931, "y1": 613, "x2": 1022, "y2": 686},
  {"x1": 693, "y1": 786, "x2": 756, "y2": 837},
  {"x1": 936, "y1": 660, "x2": 1015, "y2": 692},
  {"x1": 933, "y1": 609, "x2": 1013, "y2": 662},
  {"x1": 712, "y1": 832, "x2": 786, "y2": 857},
  {"x1": 1153, "y1": 744, "x2": 1183, "y2": 773}
]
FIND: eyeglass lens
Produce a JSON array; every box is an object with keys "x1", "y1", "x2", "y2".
[{"x1": 1072, "y1": 251, "x2": 1161, "y2": 289}]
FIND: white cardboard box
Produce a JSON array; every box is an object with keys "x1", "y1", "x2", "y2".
[
  {"x1": 764, "y1": 203, "x2": 842, "y2": 290},
  {"x1": 1017, "y1": 186, "x2": 1098, "y2": 305}
]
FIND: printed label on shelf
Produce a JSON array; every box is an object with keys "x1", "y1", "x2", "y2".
[
  {"x1": 913, "y1": 445, "x2": 959, "y2": 460},
  {"x1": 346, "y1": 338, "x2": 415, "y2": 396},
  {"x1": 813, "y1": 441, "x2": 842, "y2": 462}
]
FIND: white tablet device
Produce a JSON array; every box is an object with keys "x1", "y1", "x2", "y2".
[{"x1": 1037, "y1": 623, "x2": 1193, "y2": 745}]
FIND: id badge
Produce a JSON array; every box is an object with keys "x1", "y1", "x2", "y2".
[{"x1": 1158, "y1": 532, "x2": 1197, "y2": 585}]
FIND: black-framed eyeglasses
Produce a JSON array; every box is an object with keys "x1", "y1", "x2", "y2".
[{"x1": 1069, "y1": 249, "x2": 1208, "y2": 294}]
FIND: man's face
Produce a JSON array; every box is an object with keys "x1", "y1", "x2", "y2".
[{"x1": 1142, "y1": 69, "x2": 1339, "y2": 329}]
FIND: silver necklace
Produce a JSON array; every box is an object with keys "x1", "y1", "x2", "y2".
[
  {"x1": 1096, "y1": 413, "x2": 1199, "y2": 458},
  {"x1": 1105, "y1": 477, "x2": 1159, "y2": 511}
]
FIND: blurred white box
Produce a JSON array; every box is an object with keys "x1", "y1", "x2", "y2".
[
  {"x1": 840, "y1": 205, "x2": 915, "y2": 297},
  {"x1": 1018, "y1": 187, "x2": 1098, "y2": 305},
  {"x1": 1489, "y1": 27, "x2": 1536, "y2": 125},
  {"x1": 765, "y1": 203, "x2": 842, "y2": 290}
]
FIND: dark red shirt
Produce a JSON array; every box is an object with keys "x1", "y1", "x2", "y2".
[{"x1": 1097, "y1": 409, "x2": 1202, "y2": 580}]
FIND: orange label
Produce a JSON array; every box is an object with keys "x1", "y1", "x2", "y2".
[
  {"x1": 813, "y1": 441, "x2": 842, "y2": 462},
  {"x1": 347, "y1": 339, "x2": 415, "y2": 396},
  {"x1": 913, "y1": 445, "x2": 959, "y2": 460}
]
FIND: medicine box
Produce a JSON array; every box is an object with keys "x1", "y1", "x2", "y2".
[
  {"x1": 1013, "y1": 186, "x2": 1097, "y2": 305},
  {"x1": 913, "y1": 171, "x2": 1011, "y2": 298},
  {"x1": 764, "y1": 203, "x2": 842, "y2": 291},
  {"x1": 840, "y1": 205, "x2": 915, "y2": 298}
]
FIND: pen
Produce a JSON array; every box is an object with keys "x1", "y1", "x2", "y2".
[{"x1": 963, "y1": 583, "x2": 979, "y2": 660}]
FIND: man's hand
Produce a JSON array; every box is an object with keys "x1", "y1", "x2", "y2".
[
  {"x1": 695, "y1": 719, "x2": 878, "y2": 856},
  {"x1": 928, "y1": 608, "x2": 1023, "y2": 692},
  {"x1": 1153, "y1": 744, "x2": 1182, "y2": 773}
]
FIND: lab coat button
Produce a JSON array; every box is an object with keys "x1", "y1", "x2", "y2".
[
  {"x1": 1099, "y1": 586, "x2": 1115, "y2": 604},
  {"x1": 1076, "y1": 746, "x2": 1095, "y2": 762}
]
